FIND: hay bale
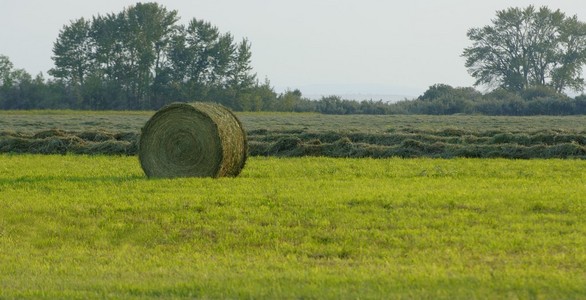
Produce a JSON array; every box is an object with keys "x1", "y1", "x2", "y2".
[{"x1": 139, "y1": 102, "x2": 247, "y2": 178}]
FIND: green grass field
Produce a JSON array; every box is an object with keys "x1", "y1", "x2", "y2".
[{"x1": 1, "y1": 154, "x2": 585, "y2": 298}]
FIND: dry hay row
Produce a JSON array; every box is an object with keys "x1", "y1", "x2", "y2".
[
  {"x1": 0, "y1": 129, "x2": 138, "y2": 155},
  {"x1": 247, "y1": 128, "x2": 586, "y2": 159},
  {"x1": 249, "y1": 136, "x2": 586, "y2": 159},
  {"x1": 1, "y1": 128, "x2": 586, "y2": 159},
  {"x1": 248, "y1": 128, "x2": 586, "y2": 147}
]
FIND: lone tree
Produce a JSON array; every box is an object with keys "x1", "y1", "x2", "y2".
[{"x1": 462, "y1": 6, "x2": 586, "y2": 93}]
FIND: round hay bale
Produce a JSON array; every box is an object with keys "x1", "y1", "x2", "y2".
[{"x1": 139, "y1": 102, "x2": 247, "y2": 178}]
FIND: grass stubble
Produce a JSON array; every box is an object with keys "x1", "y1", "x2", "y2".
[{"x1": 0, "y1": 155, "x2": 585, "y2": 298}]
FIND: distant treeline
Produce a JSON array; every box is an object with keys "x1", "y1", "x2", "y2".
[
  {"x1": 2, "y1": 72, "x2": 586, "y2": 116},
  {"x1": 311, "y1": 84, "x2": 586, "y2": 116},
  {"x1": 0, "y1": 52, "x2": 584, "y2": 115},
  {"x1": 2, "y1": 2, "x2": 586, "y2": 115}
]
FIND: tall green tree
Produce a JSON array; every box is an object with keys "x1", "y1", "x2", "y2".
[
  {"x1": 50, "y1": 2, "x2": 256, "y2": 110},
  {"x1": 86, "y1": 3, "x2": 179, "y2": 109},
  {"x1": 169, "y1": 19, "x2": 228, "y2": 87},
  {"x1": 0, "y1": 55, "x2": 43, "y2": 109},
  {"x1": 50, "y1": 3, "x2": 179, "y2": 109},
  {"x1": 462, "y1": 6, "x2": 586, "y2": 93},
  {"x1": 228, "y1": 39, "x2": 256, "y2": 89},
  {"x1": 167, "y1": 18, "x2": 256, "y2": 106},
  {"x1": 0, "y1": 54, "x2": 13, "y2": 88},
  {"x1": 0, "y1": 55, "x2": 12, "y2": 108},
  {"x1": 118, "y1": 2, "x2": 179, "y2": 109},
  {"x1": 49, "y1": 18, "x2": 93, "y2": 106}
]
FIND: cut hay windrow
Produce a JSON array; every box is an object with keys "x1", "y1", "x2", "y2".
[
  {"x1": 1, "y1": 118, "x2": 585, "y2": 159},
  {"x1": 138, "y1": 102, "x2": 247, "y2": 178},
  {"x1": 0, "y1": 130, "x2": 137, "y2": 155}
]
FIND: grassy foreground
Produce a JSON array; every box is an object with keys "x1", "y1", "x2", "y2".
[{"x1": 1, "y1": 155, "x2": 585, "y2": 299}]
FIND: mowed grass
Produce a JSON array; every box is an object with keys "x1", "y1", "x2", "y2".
[
  {"x1": 2, "y1": 110, "x2": 586, "y2": 133},
  {"x1": 1, "y1": 155, "x2": 585, "y2": 299}
]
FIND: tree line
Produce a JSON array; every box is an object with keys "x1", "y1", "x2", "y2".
[
  {"x1": 49, "y1": 2, "x2": 259, "y2": 110},
  {"x1": 275, "y1": 85, "x2": 586, "y2": 116},
  {"x1": 0, "y1": 2, "x2": 302, "y2": 112},
  {"x1": 1, "y1": 3, "x2": 586, "y2": 115}
]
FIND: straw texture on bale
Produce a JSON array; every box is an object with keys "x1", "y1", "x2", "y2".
[{"x1": 139, "y1": 102, "x2": 247, "y2": 178}]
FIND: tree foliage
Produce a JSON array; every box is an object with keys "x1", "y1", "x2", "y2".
[
  {"x1": 463, "y1": 6, "x2": 586, "y2": 93},
  {"x1": 48, "y1": 2, "x2": 256, "y2": 110},
  {"x1": 0, "y1": 55, "x2": 14, "y2": 88},
  {"x1": 6, "y1": 4, "x2": 586, "y2": 115}
]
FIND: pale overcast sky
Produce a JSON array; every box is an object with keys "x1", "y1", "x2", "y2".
[{"x1": 1, "y1": 0, "x2": 585, "y2": 98}]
